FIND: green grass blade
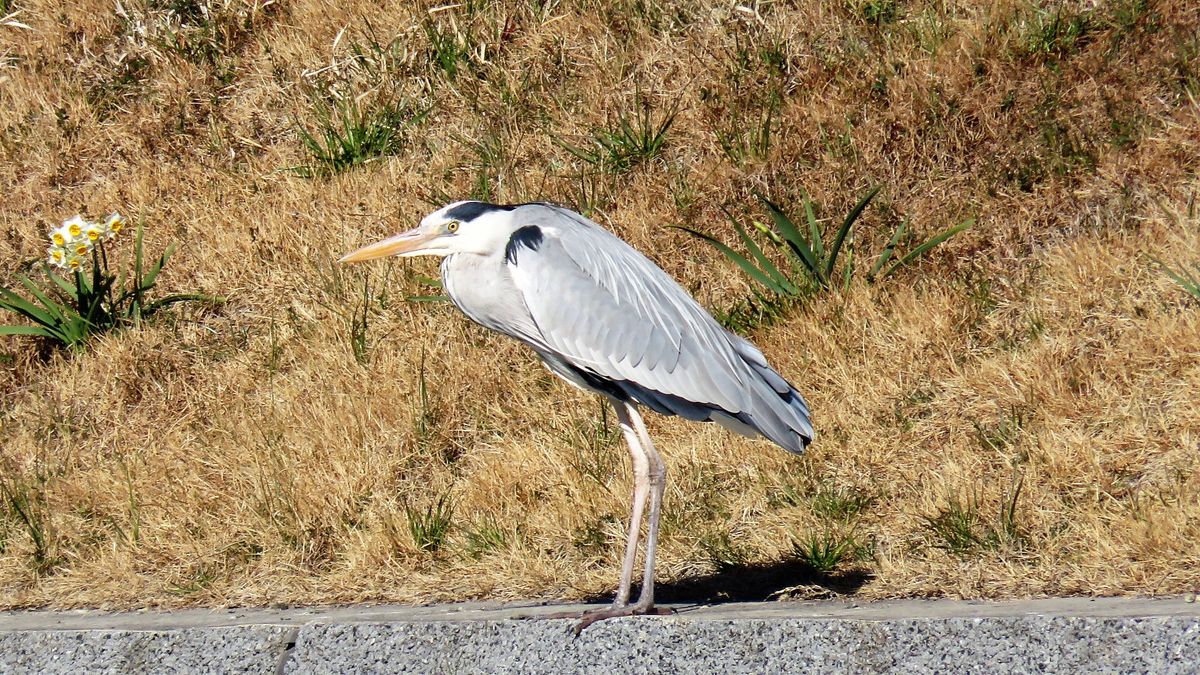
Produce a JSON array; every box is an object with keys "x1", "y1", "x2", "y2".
[
  {"x1": 0, "y1": 325, "x2": 56, "y2": 337},
  {"x1": 617, "y1": 115, "x2": 636, "y2": 146},
  {"x1": 15, "y1": 278, "x2": 67, "y2": 325},
  {"x1": 143, "y1": 293, "x2": 225, "y2": 315},
  {"x1": 733, "y1": 221, "x2": 799, "y2": 296},
  {"x1": 650, "y1": 110, "x2": 676, "y2": 150},
  {"x1": 552, "y1": 134, "x2": 601, "y2": 165},
  {"x1": 131, "y1": 221, "x2": 147, "y2": 319},
  {"x1": 869, "y1": 218, "x2": 908, "y2": 282},
  {"x1": 727, "y1": 208, "x2": 798, "y2": 294},
  {"x1": 842, "y1": 244, "x2": 855, "y2": 292},
  {"x1": 1, "y1": 286, "x2": 52, "y2": 322},
  {"x1": 756, "y1": 193, "x2": 827, "y2": 286},
  {"x1": 82, "y1": 285, "x2": 109, "y2": 326},
  {"x1": 827, "y1": 184, "x2": 882, "y2": 278},
  {"x1": 141, "y1": 243, "x2": 176, "y2": 290},
  {"x1": 1163, "y1": 261, "x2": 1200, "y2": 299},
  {"x1": 672, "y1": 225, "x2": 791, "y2": 296},
  {"x1": 134, "y1": 223, "x2": 145, "y2": 283},
  {"x1": 0, "y1": 305, "x2": 55, "y2": 330},
  {"x1": 45, "y1": 268, "x2": 78, "y2": 298},
  {"x1": 803, "y1": 192, "x2": 825, "y2": 268},
  {"x1": 879, "y1": 218, "x2": 972, "y2": 280},
  {"x1": 0, "y1": 285, "x2": 72, "y2": 344}
]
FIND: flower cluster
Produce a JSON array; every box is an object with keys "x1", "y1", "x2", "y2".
[{"x1": 47, "y1": 213, "x2": 126, "y2": 271}]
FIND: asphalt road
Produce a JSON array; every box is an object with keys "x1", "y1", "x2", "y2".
[{"x1": 1, "y1": 596, "x2": 1197, "y2": 673}]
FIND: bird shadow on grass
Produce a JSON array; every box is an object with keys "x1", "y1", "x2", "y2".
[{"x1": 580, "y1": 556, "x2": 874, "y2": 606}]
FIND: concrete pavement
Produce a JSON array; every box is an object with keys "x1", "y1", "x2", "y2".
[{"x1": 2, "y1": 596, "x2": 1197, "y2": 673}]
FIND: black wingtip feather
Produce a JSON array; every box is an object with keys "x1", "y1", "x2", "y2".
[{"x1": 504, "y1": 225, "x2": 544, "y2": 264}]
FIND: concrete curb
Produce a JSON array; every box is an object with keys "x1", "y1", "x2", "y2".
[{"x1": 2, "y1": 597, "x2": 1197, "y2": 673}]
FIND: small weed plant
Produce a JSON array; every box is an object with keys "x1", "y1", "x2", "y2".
[
  {"x1": 810, "y1": 485, "x2": 877, "y2": 522},
  {"x1": 1, "y1": 214, "x2": 218, "y2": 350},
  {"x1": 291, "y1": 97, "x2": 425, "y2": 178},
  {"x1": 1, "y1": 472, "x2": 56, "y2": 573},
  {"x1": 464, "y1": 517, "x2": 516, "y2": 559},
  {"x1": 714, "y1": 96, "x2": 778, "y2": 167},
  {"x1": 679, "y1": 187, "x2": 971, "y2": 304},
  {"x1": 406, "y1": 494, "x2": 454, "y2": 553},
  {"x1": 423, "y1": 19, "x2": 472, "y2": 79},
  {"x1": 556, "y1": 91, "x2": 678, "y2": 174},
  {"x1": 791, "y1": 529, "x2": 863, "y2": 573},
  {"x1": 924, "y1": 474, "x2": 1025, "y2": 556}
]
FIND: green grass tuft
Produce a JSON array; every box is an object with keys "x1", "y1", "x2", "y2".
[
  {"x1": 676, "y1": 186, "x2": 971, "y2": 310},
  {"x1": 700, "y1": 530, "x2": 754, "y2": 571},
  {"x1": 423, "y1": 19, "x2": 473, "y2": 80},
  {"x1": 811, "y1": 485, "x2": 877, "y2": 522},
  {"x1": 1, "y1": 471, "x2": 57, "y2": 574},
  {"x1": 860, "y1": 0, "x2": 899, "y2": 26},
  {"x1": 790, "y1": 529, "x2": 861, "y2": 573},
  {"x1": 406, "y1": 494, "x2": 454, "y2": 553},
  {"x1": 464, "y1": 517, "x2": 516, "y2": 558},
  {"x1": 924, "y1": 474, "x2": 1025, "y2": 557},
  {"x1": 1022, "y1": 6, "x2": 1094, "y2": 58},
  {"x1": 291, "y1": 97, "x2": 424, "y2": 178},
  {"x1": 556, "y1": 90, "x2": 678, "y2": 174},
  {"x1": 560, "y1": 402, "x2": 622, "y2": 487}
]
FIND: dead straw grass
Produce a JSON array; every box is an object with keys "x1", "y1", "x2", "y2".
[{"x1": 1, "y1": 0, "x2": 1198, "y2": 608}]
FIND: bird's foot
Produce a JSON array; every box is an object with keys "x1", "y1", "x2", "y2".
[{"x1": 571, "y1": 603, "x2": 674, "y2": 635}]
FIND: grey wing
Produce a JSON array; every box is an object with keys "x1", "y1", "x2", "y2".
[{"x1": 505, "y1": 206, "x2": 813, "y2": 453}]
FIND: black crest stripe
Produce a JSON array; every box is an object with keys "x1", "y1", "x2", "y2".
[{"x1": 444, "y1": 202, "x2": 514, "y2": 222}]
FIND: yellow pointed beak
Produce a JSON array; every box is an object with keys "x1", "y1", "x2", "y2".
[{"x1": 339, "y1": 228, "x2": 437, "y2": 263}]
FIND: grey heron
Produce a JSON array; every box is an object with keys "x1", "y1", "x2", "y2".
[{"x1": 341, "y1": 201, "x2": 813, "y2": 627}]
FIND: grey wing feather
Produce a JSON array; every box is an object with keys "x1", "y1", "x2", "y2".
[{"x1": 505, "y1": 205, "x2": 813, "y2": 453}]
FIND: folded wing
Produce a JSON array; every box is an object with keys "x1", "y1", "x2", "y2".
[{"x1": 504, "y1": 205, "x2": 813, "y2": 453}]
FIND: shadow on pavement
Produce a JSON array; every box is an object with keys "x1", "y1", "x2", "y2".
[{"x1": 581, "y1": 556, "x2": 874, "y2": 605}]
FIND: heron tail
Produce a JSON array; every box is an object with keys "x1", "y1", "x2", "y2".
[{"x1": 727, "y1": 337, "x2": 814, "y2": 454}]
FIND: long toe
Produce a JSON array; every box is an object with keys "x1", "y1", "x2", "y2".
[{"x1": 572, "y1": 604, "x2": 674, "y2": 635}]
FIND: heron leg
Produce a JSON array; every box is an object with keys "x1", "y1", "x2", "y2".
[
  {"x1": 566, "y1": 403, "x2": 673, "y2": 634},
  {"x1": 610, "y1": 401, "x2": 650, "y2": 608},
  {"x1": 627, "y1": 404, "x2": 666, "y2": 612}
]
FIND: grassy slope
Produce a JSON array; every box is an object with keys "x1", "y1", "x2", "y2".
[{"x1": 0, "y1": 0, "x2": 1197, "y2": 607}]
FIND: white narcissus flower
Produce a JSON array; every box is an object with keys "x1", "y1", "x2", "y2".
[
  {"x1": 45, "y1": 213, "x2": 124, "y2": 271},
  {"x1": 50, "y1": 223, "x2": 72, "y2": 247},
  {"x1": 103, "y1": 213, "x2": 126, "y2": 240},
  {"x1": 47, "y1": 245, "x2": 67, "y2": 269},
  {"x1": 50, "y1": 215, "x2": 87, "y2": 247},
  {"x1": 63, "y1": 215, "x2": 86, "y2": 240}
]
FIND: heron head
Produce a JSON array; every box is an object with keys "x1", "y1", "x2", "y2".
[{"x1": 339, "y1": 201, "x2": 516, "y2": 263}]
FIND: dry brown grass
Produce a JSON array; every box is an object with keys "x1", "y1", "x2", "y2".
[{"x1": 1, "y1": 0, "x2": 1198, "y2": 608}]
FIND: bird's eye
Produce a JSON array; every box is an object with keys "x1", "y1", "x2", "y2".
[{"x1": 446, "y1": 220, "x2": 460, "y2": 233}]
